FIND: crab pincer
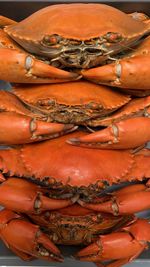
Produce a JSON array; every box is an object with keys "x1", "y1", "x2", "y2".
[
  {"x1": 0, "y1": 178, "x2": 75, "y2": 213},
  {"x1": 78, "y1": 183, "x2": 150, "y2": 215},
  {"x1": 76, "y1": 219, "x2": 150, "y2": 267},
  {"x1": 0, "y1": 112, "x2": 76, "y2": 145},
  {"x1": 82, "y1": 36, "x2": 150, "y2": 90},
  {"x1": 0, "y1": 209, "x2": 63, "y2": 262},
  {"x1": 67, "y1": 117, "x2": 150, "y2": 149},
  {"x1": 0, "y1": 48, "x2": 79, "y2": 83}
]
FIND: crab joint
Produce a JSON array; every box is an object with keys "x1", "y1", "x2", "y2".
[
  {"x1": 25, "y1": 55, "x2": 33, "y2": 71},
  {"x1": 115, "y1": 61, "x2": 122, "y2": 82},
  {"x1": 111, "y1": 124, "x2": 119, "y2": 143},
  {"x1": 30, "y1": 118, "x2": 37, "y2": 132}
]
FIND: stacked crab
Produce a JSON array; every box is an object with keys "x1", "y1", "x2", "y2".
[{"x1": 0, "y1": 3, "x2": 150, "y2": 267}]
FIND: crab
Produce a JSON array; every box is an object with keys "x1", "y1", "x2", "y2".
[
  {"x1": 0, "y1": 132, "x2": 149, "y2": 266},
  {"x1": 0, "y1": 3, "x2": 150, "y2": 89},
  {"x1": 10, "y1": 81, "x2": 150, "y2": 150},
  {"x1": 0, "y1": 207, "x2": 134, "y2": 265}
]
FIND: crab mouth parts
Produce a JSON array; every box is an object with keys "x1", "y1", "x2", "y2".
[
  {"x1": 39, "y1": 34, "x2": 145, "y2": 68},
  {"x1": 39, "y1": 35, "x2": 125, "y2": 68},
  {"x1": 43, "y1": 47, "x2": 106, "y2": 69}
]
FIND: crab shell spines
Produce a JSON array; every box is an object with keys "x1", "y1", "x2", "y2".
[
  {"x1": 0, "y1": 132, "x2": 136, "y2": 188},
  {"x1": 5, "y1": 4, "x2": 149, "y2": 42},
  {"x1": 5, "y1": 3, "x2": 150, "y2": 64},
  {"x1": 12, "y1": 81, "x2": 131, "y2": 124}
]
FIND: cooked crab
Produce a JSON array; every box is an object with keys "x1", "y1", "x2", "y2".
[
  {"x1": 0, "y1": 207, "x2": 134, "y2": 265},
  {"x1": 11, "y1": 82, "x2": 150, "y2": 149},
  {"x1": 0, "y1": 132, "x2": 150, "y2": 215},
  {"x1": 0, "y1": 3, "x2": 150, "y2": 88}
]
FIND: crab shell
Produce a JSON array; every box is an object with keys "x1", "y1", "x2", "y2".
[
  {"x1": 0, "y1": 131, "x2": 150, "y2": 198},
  {"x1": 4, "y1": 4, "x2": 150, "y2": 68},
  {"x1": 12, "y1": 81, "x2": 131, "y2": 125}
]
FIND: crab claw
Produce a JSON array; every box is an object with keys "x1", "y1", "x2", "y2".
[
  {"x1": 76, "y1": 219, "x2": 149, "y2": 264},
  {"x1": 0, "y1": 48, "x2": 79, "y2": 83},
  {"x1": 0, "y1": 178, "x2": 75, "y2": 213},
  {"x1": 76, "y1": 240, "x2": 102, "y2": 262},
  {"x1": 67, "y1": 117, "x2": 150, "y2": 149},
  {"x1": 0, "y1": 112, "x2": 77, "y2": 145},
  {"x1": 0, "y1": 209, "x2": 63, "y2": 262},
  {"x1": 82, "y1": 54, "x2": 150, "y2": 90},
  {"x1": 78, "y1": 183, "x2": 150, "y2": 215}
]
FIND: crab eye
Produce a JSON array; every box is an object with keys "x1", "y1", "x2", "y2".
[
  {"x1": 43, "y1": 34, "x2": 61, "y2": 45},
  {"x1": 104, "y1": 32, "x2": 122, "y2": 43}
]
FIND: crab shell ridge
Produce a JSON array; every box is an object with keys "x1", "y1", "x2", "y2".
[
  {"x1": 1, "y1": 132, "x2": 150, "y2": 189},
  {"x1": 5, "y1": 4, "x2": 150, "y2": 47}
]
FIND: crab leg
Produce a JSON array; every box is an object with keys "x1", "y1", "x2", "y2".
[
  {"x1": 77, "y1": 219, "x2": 150, "y2": 267},
  {"x1": 67, "y1": 117, "x2": 150, "y2": 149},
  {"x1": 82, "y1": 53, "x2": 150, "y2": 90},
  {"x1": 0, "y1": 47, "x2": 79, "y2": 83},
  {"x1": 0, "y1": 111, "x2": 76, "y2": 145},
  {"x1": 78, "y1": 183, "x2": 150, "y2": 215},
  {"x1": 0, "y1": 209, "x2": 63, "y2": 262},
  {"x1": 0, "y1": 178, "x2": 75, "y2": 213}
]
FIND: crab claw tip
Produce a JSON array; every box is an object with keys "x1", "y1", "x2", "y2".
[
  {"x1": 67, "y1": 137, "x2": 81, "y2": 145},
  {"x1": 55, "y1": 254, "x2": 64, "y2": 262},
  {"x1": 75, "y1": 242, "x2": 100, "y2": 261},
  {"x1": 69, "y1": 72, "x2": 81, "y2": 79},
  {"x1": 65, "y1": 125, "x2": 78, "y2": 131}
]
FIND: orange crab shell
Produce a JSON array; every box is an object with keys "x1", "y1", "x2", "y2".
[
  {"x1": 5, "y1": 4, "x2": 149, "y2": 42},
  {"x1": 12, "y1": 81, "x2": 131, "y2": 124},
  {"x1": 0, "y1": 131, "x2": 150, "y2": 189}
]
